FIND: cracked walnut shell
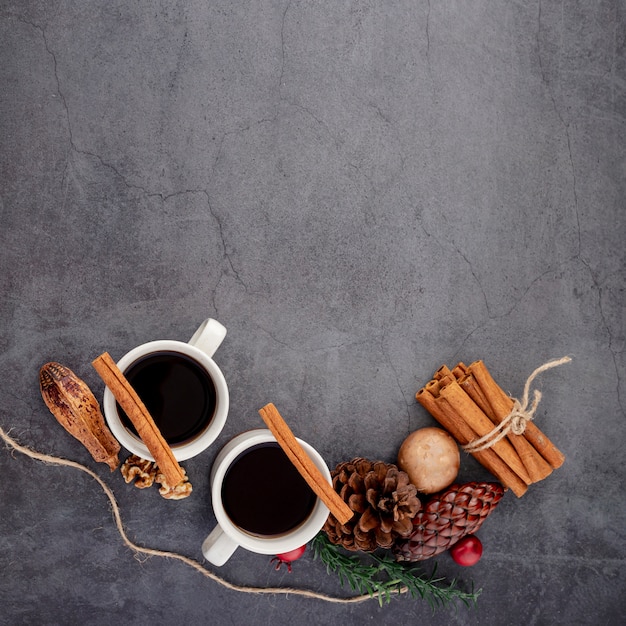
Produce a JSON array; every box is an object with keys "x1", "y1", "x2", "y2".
[
  {"x1": 121, "y1": 455, "x2": 157, "y2": 489},
  {"x1": 156, "y1": 467, "x2": 192, "y2": 500}
]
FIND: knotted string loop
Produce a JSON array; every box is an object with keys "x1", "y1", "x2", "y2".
[{"x1": 463, "y1": 356, "x2": 571, "y2": 454}]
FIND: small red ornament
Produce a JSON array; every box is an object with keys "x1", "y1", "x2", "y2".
[
  {"x1": 449, "y1": 535, "x2": 483, "y2": 566},
  {"x1": 271, "y1": 545, "x2": 307, "y2": 572}
]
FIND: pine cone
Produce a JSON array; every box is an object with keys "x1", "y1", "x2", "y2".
[
  {"x1": 322, "y1": 458, "x2": 422, "y2": 552},
  {"x1": 393, "y1": 481, "x2": 504, "y2": 562}
]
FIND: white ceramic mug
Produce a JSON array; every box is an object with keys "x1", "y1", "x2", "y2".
[
  {"x1": 103, "y1": 318, "x2": 229, "y2": 462},
  {"x1": 202, "y1": 429, "x2": 331, "y2": 566}
]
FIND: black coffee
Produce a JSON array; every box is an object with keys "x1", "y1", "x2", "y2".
[
  {"x1": 118, "y1": 351, "x2": 216, "y2": 445},
  {"x1": 221, "y1": 442, "x2": 317, "y2": 537}
]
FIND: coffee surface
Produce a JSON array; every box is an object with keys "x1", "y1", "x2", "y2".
[
  {"x1": 119, "y1": 351, "x2": 216, "y2": 444},
  {"x1": 221, "y1": 442, "x2": 317, "y2": 537}
]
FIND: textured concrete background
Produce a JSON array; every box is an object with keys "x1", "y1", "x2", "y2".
[{"x1": 1, "y1": 1, "x2": 624, "y2": 624}]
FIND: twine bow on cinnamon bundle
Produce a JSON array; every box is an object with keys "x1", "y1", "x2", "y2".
[{"x1": 416, "y1": 357, "x2": 571, "y2": 497}]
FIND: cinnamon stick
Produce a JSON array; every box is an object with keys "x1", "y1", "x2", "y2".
[
  {"x1": 457, "y1": 372, "x2": 496, "y2": 420},
  {"x1": 468, "y1": 360, "x2": 565, "y2": 470},
  {"x1": 92, "y1": 352, "x2": 185, "y2": 487},
  {"x1": 434, "y1": 364, "x2": 454, "y2": 381},
  {"x1": 425, "y1": 379, "x2": 441, "y2": 397},
  {"x1": 459, "y1": 371, "x2": 553, "y2": 483},
  {"x1": 416, "y1": 388, "x2": 528, "y2": 497},
  {"x1": 438, "y1": 380, "x2": 532, "y2": 485},
  {"x1": 438, "y1": 374, "x2": 455, "y2": 388},
  {"x1": 451, "y1": 362, "x2": 468, "y2": 380},
  {"x1": 258, "y1": 403, "x2": 353, "y2": 525}
]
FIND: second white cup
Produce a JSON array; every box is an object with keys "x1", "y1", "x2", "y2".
[{"x1": 202, "y1": 429, "x2": 331, "y2": 566}]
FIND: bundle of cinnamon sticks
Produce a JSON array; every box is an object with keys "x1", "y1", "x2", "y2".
[{"x1": 416, "y1": 360, "x2": 565, "y2": 497}]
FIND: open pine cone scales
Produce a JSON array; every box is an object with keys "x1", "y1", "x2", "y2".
[
  {"x1": 322, "y1": 458, "x2": 422, "y2": 552},
  {"x1": 393, "y1": 481, "x2": 504, "y2": 562}
]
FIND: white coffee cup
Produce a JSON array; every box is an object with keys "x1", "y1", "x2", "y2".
[
  {"x1": 202, "y1": 429, "x2": 331, "y2": 566},
  {"x1": 103, "y1": 318, "x2": 229, "y2": 462}
]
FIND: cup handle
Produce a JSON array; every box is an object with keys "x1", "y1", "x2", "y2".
[
  {"x1": 189, "y1": 318, "x2": 227, "y2": 358},
  {"x1": 202, "y1": 524, "x2": 239, "y2": 566}
]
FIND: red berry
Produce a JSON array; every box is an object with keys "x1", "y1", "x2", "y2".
[
  {"x1": 271, "y1": 545, "x2": 307, "y2": 572},
  {"x1": 449, "y1": 535, "x2": 483, "y2": 566}
]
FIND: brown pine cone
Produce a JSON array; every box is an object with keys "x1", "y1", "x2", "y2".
[
  {"x1": 322, "y1": 458, "x2": 422, "y2": 552},
  {"x1": 393, "y1": 481, "x2": 504, "y2": 562}
]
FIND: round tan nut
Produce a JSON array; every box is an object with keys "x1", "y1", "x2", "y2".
[{"x1": 397, "y1": 427, "x2": 460, "y2": 494}]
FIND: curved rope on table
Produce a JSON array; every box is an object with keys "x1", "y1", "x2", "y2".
[{"x1": 0, "y1": 425, "x2": 377, "y2": 605}]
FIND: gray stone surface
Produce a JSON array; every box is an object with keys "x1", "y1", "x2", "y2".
[{"x1": 1, "y1": 1, "x2": 624, "y2": 624}]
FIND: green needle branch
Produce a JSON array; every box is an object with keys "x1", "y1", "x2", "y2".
[{"x1": 312, "y1": 533, "x2": 481, "y2": 610}]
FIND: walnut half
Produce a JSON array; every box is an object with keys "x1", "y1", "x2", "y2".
[
  {"x1": 121, "y1": 455, "x2": 157, "y2": 488},
  {"x1": 155, "y1": 466, "x2": 193, "y2": 500}
]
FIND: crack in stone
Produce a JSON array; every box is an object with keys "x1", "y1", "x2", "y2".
[
  {"x1": 204, "y1": 193, "x2": 247, "y2": 292},
  {"x1": 536, "y1": 0, "x2": 581, "y2": 259},
  {"x1": 536, "y1": 3, "x2": 623, "y2": 415},
  {"x1": 577, "y1": 257, "x2": 625, "y2": 416},
  {"x1": 380, "y1": 321, "x2": 412, "y2": 432},
  {"x1": 35, "y1": 24, "x2": 72, "y2": 141},
  {"x1": 426, "y1": 0, "x2": 431, "y2": 59},
  {"x1": 277, "y1": 0, "x2": 292, "y2": 93},
  {"x1": 16, "y1": 17, "x2": 75, "y2": 190},
  {"x1": 283, "y1": 99, "x2": 334, "y2": 139},
  {"x1": 256, "y1": 323, "x2": 375, "y2": 356},
  {"x1": 368, "y1": 102, "x2": 392, "y2": 125},
  {"x1": 418, "y1": 217, "x2": 498, "y2": 324},
  {"x1": 424, "y1": 0, "x2": 436, "y2": 89},
  {"x1": 422, "y1": 200, "x2": 603, "y2": 370},
  {"x1": 18, "y1": 16, "x2": 218, "y2": 207},
  {"x1": 16, "y1": 15, "x2": 247, "y2": 303},
  {"x1": 256, "y1": 324, "x2": 298, "y2": 352},
  {"x1": 211, "y1": 117, "x2": 277, "y2": 176},
  {"x1": 451, "y1": 243, "x2": 492, "y2": 317},
  {"x1": 17, "y1": 17, "x2": 152, "y2": 197},
  {"x1": 452, "y1": 255, "x2": 625, "y2": 417},
  {"x1": 450, "y1": 255, "x2": 579, "y2": 360}
]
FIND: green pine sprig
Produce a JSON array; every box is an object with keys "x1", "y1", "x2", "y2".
[{"x1": 311, "y1": 532, "x2": 481, "y2": 610}]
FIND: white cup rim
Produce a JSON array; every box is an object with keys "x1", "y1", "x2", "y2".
[
  {"x1": 103, "y1": 339, "x2": 229, "y2": 462},
  {"x1": 210, "y1": 429, "x2": 331, "y2": 555}
]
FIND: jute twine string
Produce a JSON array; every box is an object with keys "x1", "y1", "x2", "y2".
[
  {"x1": 0, "y1": 425, "x2": 379, "y2": 604},
  {"x1": 462, "y1": 356, "x2": 572, "y2": 454}
]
